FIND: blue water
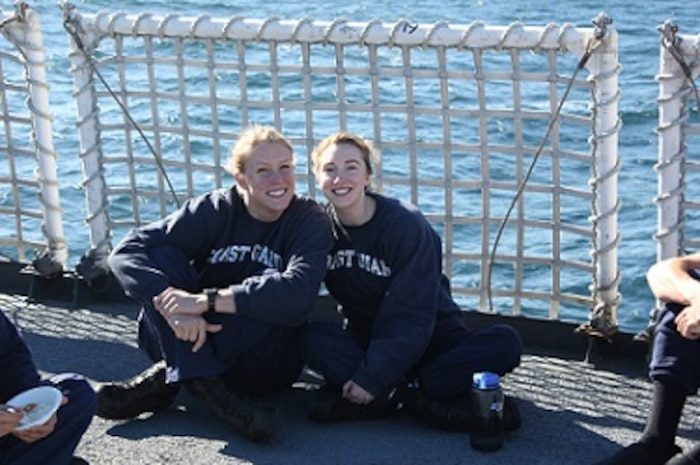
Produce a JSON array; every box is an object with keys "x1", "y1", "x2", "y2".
[{"x1": 5, "y1": 1, "x2": 700, "y2": 333}]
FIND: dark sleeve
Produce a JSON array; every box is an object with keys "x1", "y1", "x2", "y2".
[
  {"x1": 108, "y1": 192, "x2": 223, "y2": 305},
  {"x1": 0, "y1": 312, "x2": 41, "y2": 401},
  {"x1": 351, "y1": 216, "x2": 441, "y2": 397},
  {"x1": 232, "y1": 202, "x2": 334, "y2": 327}
]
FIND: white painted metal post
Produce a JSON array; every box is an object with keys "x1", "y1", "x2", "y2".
[
  {"x1": 20, "y1": 5, "x2": 68, "y2": 270},
  {"x1": 585, "y1": 23, "x2": 622, "y2": 333},
  {"x1": 63, "y1": 3, "x2": 112, "y2": 275},
  {"x1": 655, "y1": 23, "x2": 688, "y2": 262}
]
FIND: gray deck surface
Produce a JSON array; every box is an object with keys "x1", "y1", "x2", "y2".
[{"x1": 2, "y1": 291, "x2": 700, "y2": 465}]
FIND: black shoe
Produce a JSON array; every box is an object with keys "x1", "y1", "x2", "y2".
[
  {"x1": 190, "y1": 376, "x2": 278, "y2": 444},
  {"x1": 71, "y1": 457, "x2": 89, "y2": 465},
  {"x1": 96, "y1": 361, "x2": 180, "y2": 420},
  {"x1": 397, "y1": 386, "x2": 521, "y2": 432},
  {"x1": 308, "y1": 385, "x2": 392, "y2": 423},
  {"x1": 396, "y1": 387, "x2": 471, "y2": 431}
]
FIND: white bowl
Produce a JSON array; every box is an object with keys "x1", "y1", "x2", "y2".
[{"x1": 7, "y1": 386, "x2": 63, "y2": 431}]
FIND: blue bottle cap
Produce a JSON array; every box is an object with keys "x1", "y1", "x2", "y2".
[{"x1": 472, "y1": 372, "x2": 500, "y2": 389}]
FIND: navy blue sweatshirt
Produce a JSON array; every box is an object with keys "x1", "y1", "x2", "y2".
[
  {"x1": 0, "y1": 311, "x2": 42, "y2": 402},
  {"x1": 109, "y1": 187, "x2": 334, "y2": 327},
  {"x1": 325, "y1": 193, "x2": 466, "y2": 397}
]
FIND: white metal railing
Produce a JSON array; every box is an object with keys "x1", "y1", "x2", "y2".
[
  {"x1": 637, "y1": 20, "x2": 700, "y2": 340},
  {"x1": 655, "y1": 22, "x2": 700, "y2": 261},
  {"x1": 0, "y1": 2, "x2": 624, "y2": 333},
  {"x1": 635, "y1": 21, "x2": 700, "y2": 339},
  {"x1": 60, "y1": 6, "x2": 622, "y2": 331},
  {"x1": 0, "y1": 3, "x2": 66, "y2": 273}
]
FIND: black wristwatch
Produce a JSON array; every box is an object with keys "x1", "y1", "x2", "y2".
[{"x1": 204, "y1": 287, "x2": 218, "y2": 313}]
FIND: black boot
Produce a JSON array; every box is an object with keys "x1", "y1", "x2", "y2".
[
  {"x1": 396, "y1": 386, "x2": 521, "y2": 432},
  {"x1": 596, "y1": 381, "x2": 687, "y2": 465},
  {"x1": 308, "y1": 385, "x2": 393, "y2": 423},
  {"x1": 190, "y1": 376, "x2": 278, "y2": 444},
  {"x1": 396, "y1": 386, "x2": 471, "y2": 431},
  {"x1": 96, "y1": 360, "x2": 180, "y2": 420}
]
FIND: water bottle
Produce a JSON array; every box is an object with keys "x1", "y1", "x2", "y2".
[{"x1": 470, "y1": 371, "x2": 504, "y2": 452}]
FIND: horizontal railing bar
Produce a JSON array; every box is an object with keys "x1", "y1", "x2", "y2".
[{"x1": 87, "y1": 13, "x2": 592, "y2": 50}]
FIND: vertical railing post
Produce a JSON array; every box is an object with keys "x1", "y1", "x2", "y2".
[
  {"x1": 9, "y1": 3, "x2": 67, "y2": 273},
  {"x1": 62, "y1": 2, "x2": 112, "y2": 280},
  {"x1": 655, "y1": 21, "x2": 686, "y2": 262},
  {"x1": 583, "y1": 15, "x2": 622, "y2": 336},
  {"x1": 631, "y1": 22, "x2": 695, "y2": 342}
]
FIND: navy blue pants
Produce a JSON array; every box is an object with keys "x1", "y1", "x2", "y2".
[
  {"x1": 301, "y1": 321, "x2": 522, "y2": 400},
  {"x1": 138, "y1": 246, "x2": 303, "y2": 395},
  {"x1": 650, "y1": 302, "x2": 700, "y2": 395},
  {"x1": 0, "y1": 373, "x2": 96, "y2": 465}
]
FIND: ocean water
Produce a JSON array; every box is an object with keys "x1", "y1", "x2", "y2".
[{"x1": 4, "y1": 0, "x2": 700, "y2": 333}]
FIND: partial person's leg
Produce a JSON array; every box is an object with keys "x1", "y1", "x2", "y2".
[
  {"x1": 188, "y1": 323, "x2": 303, "y2": 443},
  {"x1": 98, "y1": 245, "x2": 211, "y2": 419},
  {"x1": 640, "y1": 302, "x2": 700, "y2": 459},
  {"x1": 300, "y1": 322, "x2": 366, "y2": 388},
  {"x1": 396, "y1": 324, "x2": 522, "y2": 431},
  {"x1": 299, "y1": 322, "x2": 394, "y2": 423},
  {"x1": 138, "y1": 247, "x2": 291, "y2": 383},
  {"x1": 221, "y1": 324, "x2": 304, "y2": 395},
  {"x1": 595, "y1": 303, "x2": 700, "y2": 465},
  {"x1": 637, "y1": 381, "x2": 686, "y2": 453},
  {"x1": 414, "y1": 324, "x2": 522, "y2": 400},
  {"x1": 1, "y1": 374, "x2": 96, "y2": 465},
  {"x1": 137, "y1": 246, "x2": 225, "y2": 382}
]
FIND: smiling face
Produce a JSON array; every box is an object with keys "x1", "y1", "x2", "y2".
[
  {"x1": 315, "y1": 141, "x2": 371, "y2": 218},
  {"x1": 234, "y1": 140, "x2": 296, "y2": 222}
]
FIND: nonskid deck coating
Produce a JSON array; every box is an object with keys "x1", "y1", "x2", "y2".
[{"x1": 2, "y1": 292, "x2": 699, "y2": 465}]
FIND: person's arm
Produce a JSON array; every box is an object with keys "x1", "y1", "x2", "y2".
[
  {"x1": 646, "y1": 252, "x2": 700, "y2": 305},
  {"x1": 648, "y1": 252, "x2": 700, "y2": 340},
  {"x1": 159, "y1": 200, "x2": 334, "y2": 326},
  {"x1": 110, "y1": 192, "x2": 231, "y2": 351},
  {"x1": 229, "y1": 202, "x2": 334, "y2": 327},
  {"x1": 0, "y1": 311, "x2": 51, "y2": 439},
  {"x1": 351, "y1": 213, "x2": 440, "y2": 398},
  {"x1": 0, "y1": 312, "x2": 41, "y2": 402},
  {"x1": 151, "y1": 197, "x2": 332, "y2": 331},
  {"x1": 154, "y1": 285, "x2": 232, "y2": 316},
  {"x1": 108, "y1": 191, "x2": 226, "y2": 305}
]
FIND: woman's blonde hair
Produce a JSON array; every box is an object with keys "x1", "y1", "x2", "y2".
[
  {"x1": 226, "y1": 125, "x2": 294, "y2": 175},
  {"x1": 311, "y1": 132, "x2": 377, "y2": 177}
]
